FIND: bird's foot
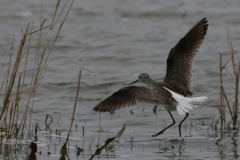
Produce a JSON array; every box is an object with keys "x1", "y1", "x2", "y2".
[{"x1": 151, "y1": 130, "x2": 164, "y2": 137}]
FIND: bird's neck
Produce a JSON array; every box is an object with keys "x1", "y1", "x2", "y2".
[{"x1": 144, "y1": 78, "x2": 157, "y2": 89}]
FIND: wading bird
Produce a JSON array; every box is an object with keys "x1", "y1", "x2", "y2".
[{"x1": 93, "y1": 18, "x2": 208, "y2": 137}]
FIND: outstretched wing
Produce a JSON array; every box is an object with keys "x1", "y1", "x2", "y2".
[
  {"x1": 93, "y1": 86, "x2": 160, "y2": 112},
  {"x1": 164, "y1": 18, "x2": 208, "y2": 92}
]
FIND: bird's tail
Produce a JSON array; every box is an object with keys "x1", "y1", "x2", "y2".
[{"x1": 163, "y1": 87, "x2": 207, "y2": 116}]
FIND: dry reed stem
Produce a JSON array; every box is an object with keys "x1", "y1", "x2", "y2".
[
  {"x1": 7, "y1": 102, "x2": 14, "y2": 140},
  {"x1": 26, "y1": 21, "x2": 59, "y2": 36},
  {"x1": 219, "y1": 53, "x2": 226, "y2": 129},
  {"x1": 14, "y1": 74, "x2": 22, "y2": 116},
  {"x1": 44, "y1": 0, "x2": 75, "y2": 65},
  {"x1": 56, "y1": 0, "x2": 70, "y2": 22},
  {"x1": 222, "y1": 88, "x2": 233, "y2": 119},
  {"x1": 11, "y1": 105, "x2": 17, "y2": 135},
  {"x1": 37, "y1": 0, "x2": 75, "y2": 88},
  {"x1": 16, "y1": 100, "x2": 19, "y2": 128},
  {"x1": 37, "y1": 5, "x2": 59, "y2": 67},
  {"x1": 19, "y1": 22, "x2": 33, "y2": 99},
  {"x1": 0, "y1": 74, "x2": 7, "y2": 94},
  {"x1": 14, "y1": 25, "x2": 33, "y2": 133},
  {"x1": 39, "y1": 0, "x2": 75, "y2": 89},
  {"x1": 3, "y1": 37, "x2": 14, "y2": 99},
  {"x1": 1, "y1": 126, "x2": 2, "y2": 142},
  {"x1": 233, "y1": 60, "x2": 240, "y2": 128},
  {"x1": 17, "y1": 63, "x2": 48, "y2": 74},
  {"x1": 29, "y1": 17, "x2": 43, "y2": 94},
  {"x1": 31, "y1": 13, "x2": 57, "y2": 94},
  {"x1": 19, "y1": 100, "x2": 36, "y2": 114},
  {"x1": 227, "y1": 36, "x2": 239, "y2": 128},
  {"x1": 1, "y1": 37, "x2": 14, "y2": 94},
  {"x1": 34, "y1": 0, "x2": 73, "y2": 91},
  {"x1": 24, "y1": 26, "x2": 35, "y2": 135},
  {"x1": 97, "y1": 94, "x2": 103, "y2": 148},
  {"x1": 2, "y1": 123, "x2": 17, "y2": 131},
  {"x1": 3, "y1": 101, "x2": 9, "y2": 130},
  {"x1": 28, "y1": 91, "x2": 36, "y2": 139},
  {"x1": 66, "y1": 70, "x2": 81, "y2": 144},
  {"x1": 0, "y1": 24, "x2": 30, "y2": 119},
  {"x1": 51, "y1": 0, "x2": 60, "y2": 24},
  {"x1": 218, "y1": 30, "x2": 240, "y2": 129}
]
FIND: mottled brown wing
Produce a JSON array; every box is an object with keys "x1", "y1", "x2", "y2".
[
  {"x1": 164, "y1": 18, "x2": 208, "y2": 92},
  {"x1": 93, "y1": 86, "x2": 160, "y2": 112}
]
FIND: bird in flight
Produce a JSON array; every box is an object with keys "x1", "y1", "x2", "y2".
[{"x1": 93, "y1": 18, "x2": 208, "y2": 137}]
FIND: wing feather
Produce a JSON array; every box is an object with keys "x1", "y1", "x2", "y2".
[
  {"x1": 93, "y1": 86, "x2": 159, "y2": 112},
  {"x1": 164, "y1": 18, "x2": 208, "y2": 93}
]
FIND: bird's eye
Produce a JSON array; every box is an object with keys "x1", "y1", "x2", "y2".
[{"x1": 139, "y1": 76, "x2": 141, "y2": 78}]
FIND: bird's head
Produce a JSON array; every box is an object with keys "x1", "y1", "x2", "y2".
[{"x1": 129, "y1": 73, "x2": 151, "y2": 85}]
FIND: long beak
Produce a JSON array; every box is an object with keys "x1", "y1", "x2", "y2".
[{"x1": 129, "y1": 80, "x2": 138, "y2": 85}]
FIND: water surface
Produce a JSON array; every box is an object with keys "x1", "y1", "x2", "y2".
[{"x1": 0, "y1": 0, "x2": 240, "y2": 159}]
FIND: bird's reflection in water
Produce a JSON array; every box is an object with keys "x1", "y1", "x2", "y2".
[
  {"x1": 156, "y1": 137, "x2": 186, "y2": 159},
  {"x1": 168, "y1": 138, "x2": 186, "y2": 158}
]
